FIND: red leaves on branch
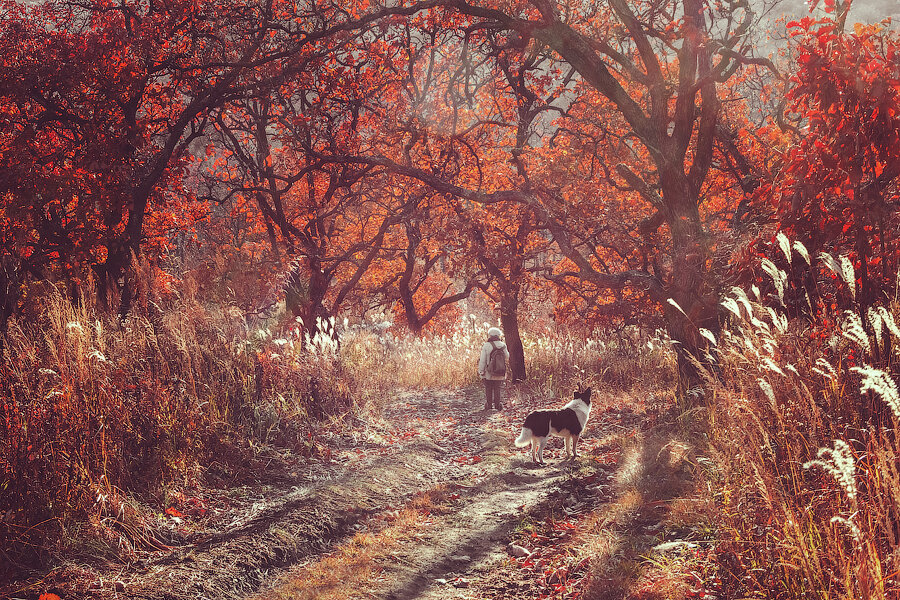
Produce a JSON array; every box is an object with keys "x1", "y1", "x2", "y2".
[{"x1": 761, "y1": 16, "x2": 900, "y2": 312}]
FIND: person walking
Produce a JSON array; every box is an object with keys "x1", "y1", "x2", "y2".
[{"x1": 478, "y1": 327, "x2": 509, "y2": 410}]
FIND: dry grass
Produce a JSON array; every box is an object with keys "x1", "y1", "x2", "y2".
[
  {"x1": 523, "y1": 329, "x2": 675, "y2": 398},
  {"x1": 255, "y1": 486, "x2": 457, "y2": 600},
  {"x1": 343, "y1": 320, "x2": 674, "y2": 407},
  {"x1": 0, "y1": 285, "x2": 358, "y2": 568},
  {"x1": 700, "y1": 248, "x2": 900, "y2": 599}
]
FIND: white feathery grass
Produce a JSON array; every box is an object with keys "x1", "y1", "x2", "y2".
[
  {"x1": 792, "y1": 240, "x2": 811, "y2": 264},
  {"x1": 876, "y1": 306, "x2": 900, "y2": 340},
  {"x1": 761, "y1": 358, "x2": 785, "y2": 376},
  {"x1": 750, "y1": 315, "x2": 771, "y2": 336},
  {"x1": 699, "y1": 328, "x2": 717, "y2": 346},
  {"x1": 827, "y1": 333, "x2": 842, "y2": 352},
  {"x1": 868, "y1": 306, "x2": 883, "y2": 346},
  {"x1": 730, "y1": 286, "x2": 753, "y2": 318},
  {"x1": 757, "y1": 378, "x2": 776, "y2": 404},
  {"x1": 766, "y1": 306, "x2": 788, "y2": 334},
  {"x1": 830, "y1": 515, "x2": 863, "y2": 543},
  {"x1": 812, "y1": 357, "x2": 837, "y2": 380},
  {"x1": 751, "y1": 284, "x2": 762, "y2": 302},
  {"x1": 776, "y1": 232, "x2": 792, "y2": 264},
  {"x1": 819, "y1": 253, "x2": 857, "y2": 299},
  {"x1": 819, "y1": 252, "x2": 841, "y2": 278},
  {"x1": 722, "y1": 297, "x2": 742, "y2": 320},
  {"x1": 666, "y1": 298, "x2": 688, "y2": 317},
  {"x1": 841, "y1": 311, "x2": 871, "y2": 354},
  {"x1": 850, "y1": 364, "x2": 900, "y2": 419},
  {"x1": 839, "y1": 256, "x2": 856, "y2": 299},
  {"x1": 761, "y1": 258, "x2": 787, "y2": 303},
  {"x1": 742, "y1": 334, "x2": 758, "y2": 357},
  {"x1": 803, "y1": 439, "x2": 857, "y2": 501},
  {"x1": 305, "y1": 316, "x2": 340, "y2": 355}
]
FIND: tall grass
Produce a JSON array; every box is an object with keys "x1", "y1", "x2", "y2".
[
  {"x1": 0, "y1": 286, "x2": 355, "y2": 567},
  {"x1": 523, "y1": 328, "x2": 674, "y2": 398},
  {"x1": 341, "y1": 319, "x2": 674, "y2": 402},
  {"x1": 703, "y1": 244, "x2": 900, "y2": 599}
]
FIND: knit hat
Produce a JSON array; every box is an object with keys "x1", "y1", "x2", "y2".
[{"x1": 487, "y1": 327, "x2": 502, "y2": 339}]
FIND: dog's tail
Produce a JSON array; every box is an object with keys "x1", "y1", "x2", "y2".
[{"x1": 514, "y1": 427, "x2": 533, "y2": 447}]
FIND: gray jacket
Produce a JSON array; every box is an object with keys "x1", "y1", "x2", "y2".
[{"x1": 478, "y1": 339, "x2": 509, "y2": 380}]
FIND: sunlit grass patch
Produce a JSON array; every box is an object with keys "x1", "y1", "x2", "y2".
[{"x1": 254, "y1": 486, "x2": 458, "y2": 600}]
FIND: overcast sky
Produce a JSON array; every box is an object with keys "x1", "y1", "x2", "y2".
[
  {"x1": 746, "y1": 0, "x2": 899, "y2": 60},
  {"x1": 772, "y1": 0, "x2": 900, "y2": 25}
]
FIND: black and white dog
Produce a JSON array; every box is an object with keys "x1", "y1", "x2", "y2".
[{"x1": 514, "y1": 388, "x2": 592, "y2": 464}]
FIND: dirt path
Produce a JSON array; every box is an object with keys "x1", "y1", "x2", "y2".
[
  {"x1": 252, "y1": 386, "x2": 641, "y2": 600},
  {"x1": 356, "y1": 391, "x2": 601, "y2": 600},
  {"x1": 16, "y1": 385, "x2": 659, "y2": 600},
  {"x1": 371, "y1": 464, "x2": 578, "y2": 600}
]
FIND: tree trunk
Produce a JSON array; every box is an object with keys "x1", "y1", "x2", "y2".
[
  {"x1": 397, "y1": 234, "x2": 423, "y2": 336},
  {"x1": 286, "y1": 258, "x2": 330, "y2": 343},
  {"x1": 398, "y1": 222, "x2": 424, "y2": 336},
  {"x1": 398, "y1": 287, "x2": 423, "y2": 336},
  {"x1": 499, "y1": 290, "x2": 527, "y2": 382},
  {"x1": 94, "y1": 240, "x2": 133, "y2": 318},
  {"x1": 0, "y1": 257, "x2": 23, "y2": 342},
  {"x1": 661, "y1": 173, "x2": 718, "y2": 395}
]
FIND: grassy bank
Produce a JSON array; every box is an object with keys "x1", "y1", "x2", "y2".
[
  {"x1": 0, "y1": 288, "x2": 360, "y2": 571},
  {"x1": 700, "y1": 253, "x2": 900, "y2": 599}
]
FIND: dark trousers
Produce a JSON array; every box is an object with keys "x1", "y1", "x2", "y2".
[{"x1": 484, "y1": 379, "x2": 503, "y2": 409}]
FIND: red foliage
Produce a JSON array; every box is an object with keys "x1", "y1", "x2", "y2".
[{"x1": 762, "y1": 17, "x2": 900, "y2": 310}]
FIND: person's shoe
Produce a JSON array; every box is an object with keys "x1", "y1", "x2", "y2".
[{"x1": 495, "y1": 403, "x2": 504, "y2": 409}]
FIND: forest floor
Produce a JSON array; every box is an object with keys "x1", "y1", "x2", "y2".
[{"x1": 8, "y1": 385, "x2": 716, "y2": 600}]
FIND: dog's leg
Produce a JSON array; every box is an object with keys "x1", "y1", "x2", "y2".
[
  {"x1": 538, "y1": 437, "x2": 548, "y2": 464},
  {"x1": 572, "y1": 435, "x2": 579, "y2": 458},
  {"x1": 530, "y1": 439, "x2": 538, "y2": 463},
  {"x1": 564, "y1": 435, "x2": 572, "y2": 459}
]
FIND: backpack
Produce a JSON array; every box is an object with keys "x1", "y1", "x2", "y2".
[{"x1": 487, "y1": 341, "x2": 507, "y2": 377}]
